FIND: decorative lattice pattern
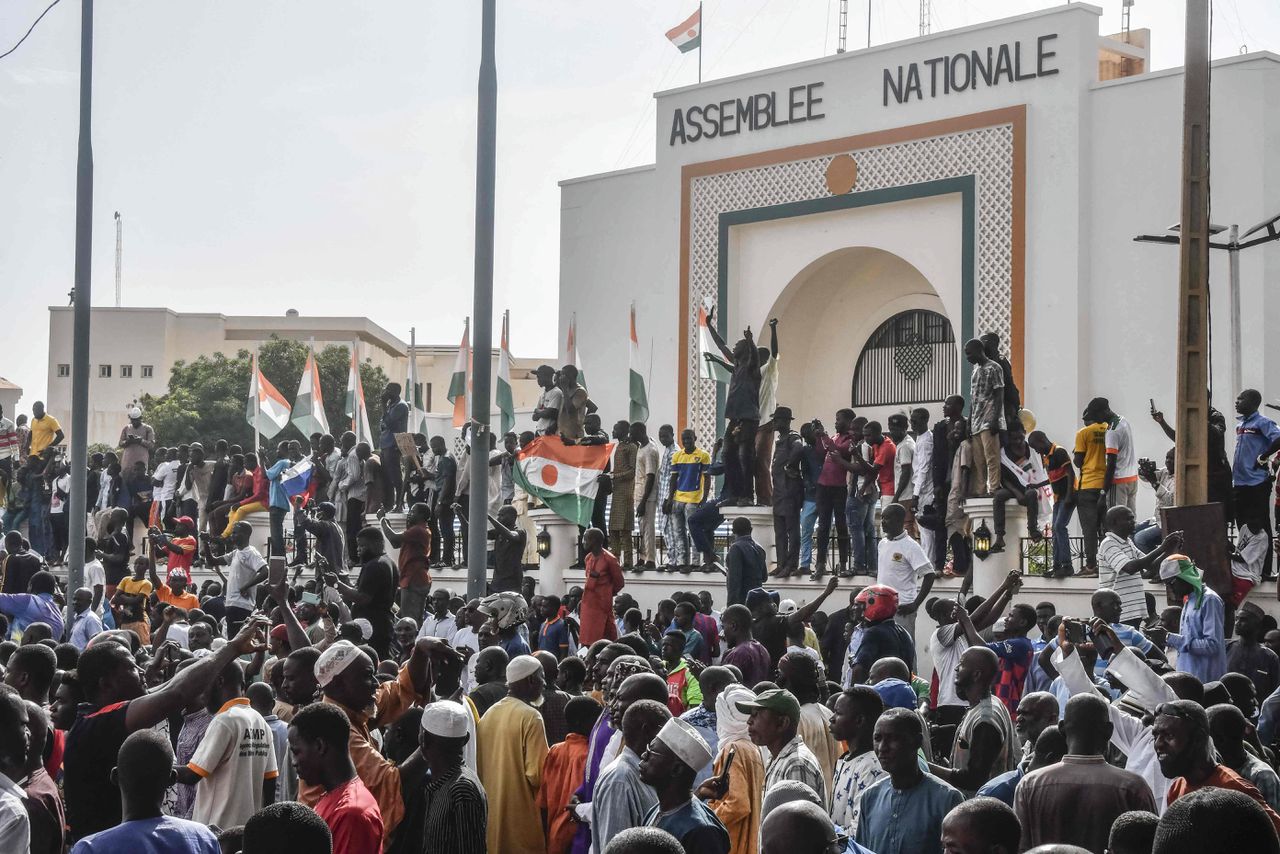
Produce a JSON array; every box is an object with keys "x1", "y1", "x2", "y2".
[{"x1": 686, "y1": 123, "x2": 1016, "y2": 436}]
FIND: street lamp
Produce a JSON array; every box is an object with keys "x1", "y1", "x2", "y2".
[
  {"x1": 1135, "y1": 210, "x2": 1280, "y2": 397},
  {"x1": 972, "y1": 520, "x2": 993, "y2": 561}
]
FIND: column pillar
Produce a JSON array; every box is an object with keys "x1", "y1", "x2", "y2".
[
  {"x1": 529, "y1": 507, "x2": 577, "y2": 596},
  {"x1": 727, "y1": 505, "x2": 776, "y2": 568},
  {"x1": 961, "y1": 497, "x2": 1026, "y2": 597}
]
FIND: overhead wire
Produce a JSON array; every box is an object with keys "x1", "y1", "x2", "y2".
[{"x1": 0, "y1": 0, "x2": 63, "y2": 62}]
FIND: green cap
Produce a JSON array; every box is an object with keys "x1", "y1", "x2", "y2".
[{"x1": 734, "y1": 688, "x2": 801, "y2": 722}]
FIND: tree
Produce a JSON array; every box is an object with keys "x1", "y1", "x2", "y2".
[{"x1": 141, "y1": 337, "x2": 389, "y2": 451}]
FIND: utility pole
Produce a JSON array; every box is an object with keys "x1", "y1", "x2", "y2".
[
  {"x1": 1173, "y1": 0, "x2": 1210, "y2": 507},
  {"x1": 67, "y1": 0, "x2": 95, "y2": 624},
  {"x1": 113, "y1": 210, "x2": 121, "y2": 307},
  {"x1": 467, "y1": 0, "x2": 497, "y2": 600}
]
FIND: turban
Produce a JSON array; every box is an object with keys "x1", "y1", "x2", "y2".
[
  {"x1": 420, "y1": 701, "x2": 471, "y2": 738},
  {"x1": 1158, "y1": 554, "x2": 1205, "y2": 607},
  {"x1": 655, "y1": 717, "x2": 713, "y2": 772},
  {"x1": 507, "y1": 654, "x2": 543, "y2": 683},
  {"x1": 315, "y1": 640, "x2": 363, "y2": 688}
]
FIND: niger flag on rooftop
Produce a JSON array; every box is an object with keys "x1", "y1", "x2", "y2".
[{"x1": 667, "y1": 8, "x2": 701, "y2": 54}]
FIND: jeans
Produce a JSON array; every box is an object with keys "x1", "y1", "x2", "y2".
[
  {"x1": 798, "y1": 498, "x2": 817, "y2": 568},
  {"x1": 815, "y1": 483, "x2": 849, "y2": 567},
  {"x1": 689, "y1": 502, "x2": 724, "y2": 560},
  {"x1": 269, "y1": 506, "x2": 288, "y2": 560},
  {"x1": 399, "y1": 583, "x2": 431, "y2": 625},
  {"x1": 1075, "y1": 488, "x2": 1104, "y2": 569},
  {"x1": 668, "y1": 501, "x2": 696, "y2": 565},
  {"x1": 845, "y1": 492, "x2": 877, "y2": 572},
  {"x1": 1133, "y1": 520, "x2": 1162, "y2": 553},
  {"x1": 28, "y1": 498, "x2": 49, "y2": 558},
  {"x1": 773, "y1": 507, "x2": 801, "y2": 573},
  {"x1": 724, "y1": 419, "x2": 758, "y2": 503},
  {"x1": 381, "y1": 445, "x2": 403, "y2": 510},
  {"x1": 1052, "y1": 500, "x2": 1075, "y2": 568}
]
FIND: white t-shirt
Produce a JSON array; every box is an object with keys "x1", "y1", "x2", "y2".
[
  {"x1": 892, "y1": 435, "x2": 916, "y2": 501},
  {"x1": 225, "y1": 546, "x2": 267, "y2": 611},
  {"x1": 84, "y1": 559, "x2": 105, "y2": 608},
  {"x1": 189, "y1": 699, "x2": 279, "y2": 829},
  {"x1": 912, "y1": 431, "x2": 935, "y2": 506},
  {"x1": 153, "y1": 461, "x2": 179, "y2": 501},
  {"x1": 1105, "y1": 416, "x2": 1138, "y2": 483},
  {"x1": 928, "y1": 623, "x2": 970, "y2": 708},
  {"x1": 535, "y1": 387, "x2": 564, "y2": 434},
  {"x1": 876, "y1": 532, "x2": 933, "y2": 602},
  {"x1": 50, "y1": 475, "x2": 70, "y2": 514}
]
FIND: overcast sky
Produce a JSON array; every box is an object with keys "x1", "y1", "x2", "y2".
[{"x1": 3, "y1": 0, "x2": 1278, "y2": 407}]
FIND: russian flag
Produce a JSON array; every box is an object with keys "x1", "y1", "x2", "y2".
[{"x1": 281, "y1": 458, "x2": 314, "y2": 500}]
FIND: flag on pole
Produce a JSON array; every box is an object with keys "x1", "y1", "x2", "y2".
[
  {"x1": 246, "y1": 353, "x2": 292, "y2": 439},
  {"x1": 448, "y1": 318, "x2": 470, "y2": 429},
  {"x1": 697, "y1": 304, "x2": 732, "y2": 382},
  {"x1": 629, "y1": 303, "x2": 649, "y2": 423},
  {"x1": 567, "y1": 314, "x2": 587, "y2": 392},
  {"x1": 344, "y1": 346, "x2": 372, "y2": 444},
  {"x1": 406, "y1": 334, "x2": 427, "y2": 436},
  {"x1": 292, "y1": 349, "x2": 330, "y2": 437},
  {"x1": 512, "y1": 436, "x2": 615, "y2": 527},
  {"x1": 497, "y1": 311, "x2": 515, "y2": 436},
  {"x1": 666, "y1": 7, "x2": 701, "y2": 53}
]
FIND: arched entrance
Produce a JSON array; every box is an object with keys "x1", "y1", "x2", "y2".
[{"x1": 765, "y1": 246, "x2": 956, "y2": 423}]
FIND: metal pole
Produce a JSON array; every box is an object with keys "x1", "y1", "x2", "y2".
[
  {"x1": 467, "y1": 0, "x2": 497, "y2": 600},
  {"x1": 66, "y1": 0, "x2": 94, "y2": 629},
  {"x1": 698, "y1": 2, "x2": 702, "y2": 84},
  {"x1": 1173, "y1": 0, "x2": 1210, "y2": 507},
  {"x1": 1228, "y1": 224, "x2": 1242, "y2": 397},
  {"x1": 113, "y1": 211, "x2": 121, "y2": 307},
  {"x1": 867, "y1": 0, "x2": 871, "y2": 48}
]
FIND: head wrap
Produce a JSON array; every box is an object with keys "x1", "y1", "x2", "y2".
[
  {"x1": 506, "y1": 654, "x2": 543, "y2": 683},
  {"x1": 478, "y1": 591, "x2": 529, "y2": 630},
  {"x1": 655, "y1": 717, "x2": 713, "y2": 772},
  {"x1": 315, "y1": 640, "x2": 363, "y2": 688},
  {"x1": 856, "y1": 584, "x2": 899, "y2": 622},
  {"x1": 420, "y1": 701, "x2": 471, "y2": 737},
  {"x1": 716, "y1": 684, "x2": 755, "y2": 744},
  {"x1": 1158, "y1": 554, "x2": 1205, "y2": 607},
  {"x1": 872, "y1": 678, "x2": 918, "y2": 710}
]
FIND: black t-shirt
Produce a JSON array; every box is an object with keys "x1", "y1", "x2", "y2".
[
  {"x1": 491, "y1": 529, "x2": 528, "y2": 592},
  {"x1": 354, "y1": 554, "x2": 396, "y2": 629},
  {"x1": 753, "y1": 614, "x2": 789, "y2": 670},
  {"x1": 854, "y1": 619, "x2": 917, "y2": 673},
  {"x1": 2, "y1": 551, "x2": 42, "y2": 594},
  {"x1": 65, "y1": 700, "x2": 131, "y2": 841},
  {"x1": 99, "y1": 532, "x2": 131, "y2": 586}
]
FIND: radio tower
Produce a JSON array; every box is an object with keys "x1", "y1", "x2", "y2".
[
  {"x1": 837, "y1": 0, "x2": 848, "y2": 53},
  {"x1": 113, "y1": 211, "x2": 122, "y2": 307},
  {"x1": 919, "y1": 0, "x2": 931, "y2": 36}
]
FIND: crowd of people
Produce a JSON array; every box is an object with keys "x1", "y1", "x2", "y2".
[{"x1": 0, "y1": 326, "x2": 1278, "y2": 854}]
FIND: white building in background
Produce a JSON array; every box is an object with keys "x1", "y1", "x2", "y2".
[
  {"x1": 46, "y1": 306, "x2": 549, "y2": 447},
  {"x1": 0, "y1": 379, "x2": 22, "y2": 421},
  {"x1": 558, "y1": 3, "x2": 1280, "y2": 496}
]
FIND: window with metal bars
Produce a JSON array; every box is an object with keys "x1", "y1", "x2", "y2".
[{"x1": 851, "y1": 309, "x2": 958, "y2": 407}]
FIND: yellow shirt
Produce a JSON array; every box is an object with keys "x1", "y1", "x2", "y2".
[
  {"x1": 1074, "y1": 422, "x2": 1109, "y2": 490},
  {"x1": 477, "y1": 695, "x2": 549, "y2": 854},
  {"x1": 28, "y1": 414, "x2": 61, "y2": 457},
  {"x1": 671, "y1": 448, "x2": 712, "y2": 504},
  {"x1": 117, "y1": 577, "x2": 153, "y2": 597}
]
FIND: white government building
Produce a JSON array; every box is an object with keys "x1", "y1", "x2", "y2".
[{"x1": 558, "y1": 3, "x2": 1280, "y2": 506}]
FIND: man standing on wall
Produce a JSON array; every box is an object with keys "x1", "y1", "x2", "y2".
[
  {"x1": 705, "y1": 309, "x2": 762, "y2": 506},
  {"x1": 964, "y1": 340, "x2": 1004, "y2": 498}
]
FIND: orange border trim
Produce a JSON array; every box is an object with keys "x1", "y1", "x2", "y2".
[{"x1": 677, "y1": 104, "x2": 1027, "y2": 425}]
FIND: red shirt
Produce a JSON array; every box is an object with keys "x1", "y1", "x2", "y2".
[
  {"x1": 315, "y1": 776, "x2": 384, "y2": 854},
  {"x1": 241, "y1": 467, "x2": 268, "y2": 507},
  {"x1": 167, "y1": 535, "x2": 196, "y2": 580},
  {"x1": 397, "y1": 523, "x2": 432, "y2": 589},
  {"x1": 869, "y1": 437, "x2": 897, "y2": 497}
]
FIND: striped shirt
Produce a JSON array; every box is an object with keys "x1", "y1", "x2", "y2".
[
  {"x1": 421, "y1": 762, "x2": 487, "y2": 854},
  {"x1": 1097, "y1": 533, "x2": 1148, "y2": 623},
  {"x1": 764, "y1": 735, "x2": 827, "y2": 805},
  {"x1": 0, "y1": 418, "x2": 17, "y2": 462}
]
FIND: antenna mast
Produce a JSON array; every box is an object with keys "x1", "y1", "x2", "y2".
[
  {"x1": 113, "y1": 211, "x2": 121, "y2": 307},
  {"x1": 837, "y1": 0, "x2": 848, "y2": 53},
  {"x1": 920, "y1": 0, "x2": 931, "y2": 36}
]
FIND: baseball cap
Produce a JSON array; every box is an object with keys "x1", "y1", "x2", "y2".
[
  {"x1": 872, "y1": 678, "x2": 918, "y2": 710},
  {"x1": 733, "y1": 688, "x2": 801, "y2": 721}
]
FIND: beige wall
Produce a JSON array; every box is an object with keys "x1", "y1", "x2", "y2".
[{"x1": 46, "y1": 307, "x2": 549, "y2": 448}]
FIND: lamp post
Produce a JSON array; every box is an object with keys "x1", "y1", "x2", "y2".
[
  {"x1": 466, "y1": 0, "x2": 497, "y2": 600},
  {"x1": 66, "y1": 0, "x2": 95, "y2": 629},
  {"x1": 1134, "y1": 212, "x2": 1280, "y2": 406}
]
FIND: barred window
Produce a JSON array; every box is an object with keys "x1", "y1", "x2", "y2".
[{"x1": 851, "y1": 309, "x2": 957, "y2": 407}]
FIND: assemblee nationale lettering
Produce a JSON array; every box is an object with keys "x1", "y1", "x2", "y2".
[
  {"x1": 883, "y1": 33, "x2": 1059, "y2": 106},
  {"x1": 669, "y1": 82, "x2": 825, "y2": 146}
]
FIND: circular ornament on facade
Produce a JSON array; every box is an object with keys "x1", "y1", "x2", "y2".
[{"x1": 825, "y1": 154, "x2": 858, "y2": 195}]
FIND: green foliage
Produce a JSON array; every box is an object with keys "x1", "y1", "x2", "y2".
[{"x1": 141, "y1": 337, "x2": 389, "y2": 450}]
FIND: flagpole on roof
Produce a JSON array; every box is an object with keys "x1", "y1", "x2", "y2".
[
  {"x1": 253, "y1": 350, "x2": 261, "y2": 458},
  {"x1": 698, "y1": 2, "x2": 703, "y2": 83}
]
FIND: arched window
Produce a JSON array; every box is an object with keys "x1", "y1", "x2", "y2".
[{"x1": 851, "y1": 309, "x2": 957, "y2": 407}]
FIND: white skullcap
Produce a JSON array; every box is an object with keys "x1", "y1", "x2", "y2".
[
  {"x1": 350, "y1": 618, "x2": 373, "y2": 641},
  {"x1": 127, "y1": 405, "x2": 142, "y2": 419},
  {"x1": 315, "y1": 640, "x2": 364, "y2": 688},
  {"x1": 778, "y1": 598, "x2": 798, "y2": 615},
  {"x1": 655, "y1": 717, "x2": 713, "y2": 772},
  {"x1": 506, "y1": 654, "x2": 543, "y2": 683},
  {"x1": 420, "y1": 701, "x2": 470, "y2": 738}
]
